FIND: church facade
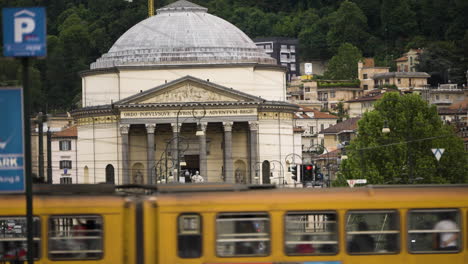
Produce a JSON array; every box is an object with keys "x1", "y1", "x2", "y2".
[{"x1": 71, "y1": 0, "x2": 300, "y2": 185}]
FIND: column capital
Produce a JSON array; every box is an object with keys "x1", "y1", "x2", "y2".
[
  {"x1": 248, "y1": 121, "x2": 259, "y2": 131},
  {"x1": 120, "y1": 124, "x2": 130, "y2": 135},
  {"x1": 223, "y1": 122, "x2": 233, "y2": 132},
  {"x1": 145, "y1": 124, "x2": 156, "y2": 134},
  {"x1": 199, "y1": 122, "x2": 208, "y2": 132},
  {"x1": 171, "y1": 123, "x2": 182, "y2": 133}
]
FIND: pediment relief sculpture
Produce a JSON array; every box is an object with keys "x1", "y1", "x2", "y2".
[{"x1": 139, "y1": 83, "x2": 239, "y2": 104}]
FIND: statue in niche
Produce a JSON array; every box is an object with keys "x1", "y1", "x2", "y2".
[
  {"x1": 133, "y1": 169, "x2": 143, "y2": 184},
  {"x1": 235, "y1": 168, "x2": 246, "y2": 184}
]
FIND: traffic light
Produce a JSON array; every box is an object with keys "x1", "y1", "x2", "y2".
[
  {"x1": 314, "y1": 165, "x2": 321, "y2": 175},
  {"x1": 290, "y1": 165, "x2": 298, "y2": 181},
  {"x1": 302, "y1": 164, "x2": 314, "y2": 182}
]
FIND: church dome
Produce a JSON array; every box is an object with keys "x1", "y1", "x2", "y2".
[{"x1": 91, "y1": 0, "x2": 276, "y2": 69}]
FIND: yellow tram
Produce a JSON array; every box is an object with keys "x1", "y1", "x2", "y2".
[{"x1": 0, "y1": 184, "x2": 467, "y2": 264}]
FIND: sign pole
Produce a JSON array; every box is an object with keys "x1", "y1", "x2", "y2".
[{"x1": 22, "y1": 57, "x2": 34, "y2": 264}]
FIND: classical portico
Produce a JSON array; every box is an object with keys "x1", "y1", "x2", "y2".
[{"x1": 74, "y1": 75, "x2": 297, "y2": 184}]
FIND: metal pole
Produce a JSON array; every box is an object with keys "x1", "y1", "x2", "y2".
[
  {"x1": 38, "y1": 112, "x2": 44, "y2": 182},
  {"x1": 176, "y1": 111, "x2": 180, "y2": 183},
  {"x1": 47, "y1": 127, "x2": 52, "y2": 183},
  {"x1": 22, "y1": 57, "x2": 34, "y2": 264}
]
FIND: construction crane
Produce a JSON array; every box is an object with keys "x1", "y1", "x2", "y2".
[{"x1": 148, "y1": 0, "x2": 154, "y2": 17}]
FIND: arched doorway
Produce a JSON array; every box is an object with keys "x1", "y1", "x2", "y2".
[
  {"x1": 132, "y1": 163, "x2": 144, "y2": 184},
  {"x1": 234, "y1": 160, "x2": 247, "y2": 184},
  {"x1": 262, "y1": 160, "x2": 271, "y2": 184},
  {"x1": 84, "y1": 166, "x2": 89, "y2": 183},
  {"x1": 105, "y1": 164, "x2": 115, "y2": 184}
]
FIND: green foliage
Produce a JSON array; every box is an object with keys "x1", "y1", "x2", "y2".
[
  {"x1": 326, "y1": 0, "x2": 370, "y2": 53},
  {"x1": 1, "y1": 0, "x2": 467, "y2": 112},
  {"x1": 339, "y1": 93, "x2": 468, "y2": 184},
  {"x1": 317, "y1": 80, "x2": 360, "y2": 88},
  {"x1": 324, "y1": 43, "x2": 363, "y2": 80}
]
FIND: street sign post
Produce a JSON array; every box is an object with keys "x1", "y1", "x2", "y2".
[
  {"x1": 2, "y1": 7, "x2": 47, "y2": 264},
  {"x1": 0, "y1": 88, "x2": 25, "y2": 192},
  {"x1": 2, "y1": 7, "x2": 47, "y2": 57}
]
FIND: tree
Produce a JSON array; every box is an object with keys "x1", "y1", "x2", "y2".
[
  {"x1": 416, "y1": 41, "x2": 457, "y2": 86},
  {"x1": 336, "y1": 93, "x2": 468, "y2": 185},
  {"x1": 326, "y1": 0, "x2": 370, "y2": 53},
  {"x1": 324, "y1": 43, "x2": 362, "y2": 80}
]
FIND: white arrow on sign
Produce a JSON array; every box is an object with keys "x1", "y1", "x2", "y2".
[
  {"x1": 431, "y1": 148, "x2": 445, "y2": 161},
  {"x1": 347, "y1": 179, "x2": 367, "y2": 188}
]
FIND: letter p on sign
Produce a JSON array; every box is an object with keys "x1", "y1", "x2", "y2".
[{"x1": 14, "y1": 17, "x2": 35, "y2": 43}]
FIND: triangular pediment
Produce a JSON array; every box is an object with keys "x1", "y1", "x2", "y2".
[{"x1": 116, "y1": 75, "x2": 263, "y2": 105}]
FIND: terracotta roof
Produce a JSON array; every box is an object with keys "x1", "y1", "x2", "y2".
[
  {"x1": 373, "y1": 72, "x2": 430, "y2": 79},
  {"x1": 395, "y1": 56, "x2": 408, "y2": 62},
  {"x1": 316, "y1": 149, "x2": 341, "y2": 159},
  {"x1": 294, "y1": 127, "x2": 305, "y2": 132},
  {"x1": 363, "y1": 58, "x2": 374, "y2": 67},
  {"x1": 346, "y1": 93, "x2": 383, "y2": 103},
  {"x1": 295, "y1": 105, "x2": 338, "y2": 119},
  {"x1": 52, "y1": 126, "x2": 77, "y2": 138},
  {"x1": 321, "y1": 117, "x2": 360, "y2": 134},
  {"x1": 448, "y1": 98, "x2": 468, "y2": 110}
]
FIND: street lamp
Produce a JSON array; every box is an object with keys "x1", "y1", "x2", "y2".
[
  {"x1": 268, "y1": 160, "x2": 285, "y2": 186},
  {"x1": 175, "y1": 103, "x2": 206, "y2": 183}
]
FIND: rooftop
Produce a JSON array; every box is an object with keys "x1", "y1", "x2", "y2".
[
  {"x1": 91, "y1": 0, "x2": 275, "y2": 69},
  {"x1": 321, "y1": 117, "x2": 360, "y2": 134}
]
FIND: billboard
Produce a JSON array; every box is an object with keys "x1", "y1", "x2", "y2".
[{"x1": 0, "y1": 88, "x2": 25, "y2": 192}]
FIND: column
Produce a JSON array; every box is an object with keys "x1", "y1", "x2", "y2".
[
  {"x1": 171, "y1": 123, "x2": 180, "y2": 182},
  {"x1": 120, "y1": 124, "x2": 130, "y2": 184},
  {"x1": 223, "y1": 122, "x2": 234, "y2": 183},
  {"x1": 249, "y1": 121, "x2": 259, "y2": 184},
  {"x1": 198, "y1": 122, "x2": 208, "y2": 181},
  {"x1": 146, "y1": 124, "x2": 156, "y2": 185}
]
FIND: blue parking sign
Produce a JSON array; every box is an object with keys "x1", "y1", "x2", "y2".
[
  {"x1": 0, "y1": 88, "x2": 25, "y2": 192},
  {"x1": 2, "y1": 7, "x2": 46, "y2": 57}
]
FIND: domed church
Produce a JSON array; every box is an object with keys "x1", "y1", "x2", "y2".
[{"x1": 72, "y1": 0, "x2": 300, "y2": 185}]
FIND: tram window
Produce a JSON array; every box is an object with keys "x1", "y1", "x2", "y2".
[
  {"x1": 178, "y1": 214, "x2": 202, "y2": 258},
  {"x1": 216, "y1": 212, "x2": 270, "y2": 257},
  {"x1": 346, "y1": 210, "x2": 399, "y2": 254},
  {"x1": 408, "y1": 209, "x2": 460, "y2": 253},
  {"x1": 0, "y1": 216, "x2": 41, "y2": 261},
  {"x1": 284, "y1": 211, "x2": 338, "y2": 255},
  {"x1": 48, "y1": 215, "x2": 103, "y2": 260}
]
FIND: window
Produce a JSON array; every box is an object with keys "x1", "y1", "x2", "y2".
[
  {"x1": 320, "y1": 124, "x2": 324, "y2": 131},
  {"x1": 60, "y1": 160, "x2": 72, "y2": 169},
  {"x1": 59, "y1": 140, "x2": 71, "y2": 151},
  {"x1": 330, "y1": 92, "x2": 335, "y2": 98},
  {"x1": 385, "y1": 79, "x2": 390, "y2": 84},
  {"x1": 216, "y1": 212, "x2": 270, "y2": 257},
  {"x1": 436, "y1": 95, "x2": 440, "y2": 100},
  {"x1": 446, "y1": 95, "x2": 449, "y2": 99},
  {"x1": 363, "y1": 74, "x2": 368, "y2": 79},
  {"x1": 364, "y1": 85, "x2": 368, "y2": 90},
  {"x1": 0, "y1": 216, "x2": 41, "y2": 261},
  {"x1": 346, "y1": 210, "x2": 399, "y2": 254},
  {"x1": 408, "y1": 209, "x2": 460, "y2": 253},
  {"x1": 398, "y1": 79, "x2": 401, "y2": 84},
  {"x1": 178, "y1": 214, "x2": 202, "y2": 258},
  {"x1": 48, "y1": 215, "x2": 103, "y2": 260},
  {"x1": 290, "y1": 64, "x2": 296, "y2": 71},
  {"x1": 285, "y1": 211, "x2": 338, "y2": 255},
  {"x1": 60, "y1": 177, "x2": 72, "y2": 184}
]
